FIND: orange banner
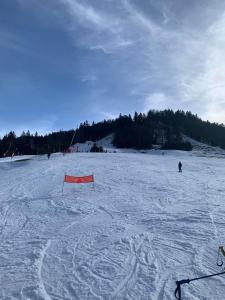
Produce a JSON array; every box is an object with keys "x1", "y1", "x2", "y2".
[{"x1": 64, "y1": 174, "x2": 94, "y2": 184}]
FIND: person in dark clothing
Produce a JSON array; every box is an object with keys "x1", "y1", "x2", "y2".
[
  {"x1": 47, "y1": 152, "x2": 51, "y2": 160},
  {"x1": 178, "y1": 161, "x2": 182, "y2": 172}
]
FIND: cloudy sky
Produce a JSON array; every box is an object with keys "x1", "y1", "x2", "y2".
[{"x1": 1, "y1": 0, "x2": 225, "y2": 135}]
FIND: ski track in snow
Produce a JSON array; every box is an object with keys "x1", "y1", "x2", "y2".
[
  {"x1": 1, "y1": 152, "x2": 225, "y2": 299},
  {"x1": 38, "y1": 240, "x2": 52, "y2": 300}
]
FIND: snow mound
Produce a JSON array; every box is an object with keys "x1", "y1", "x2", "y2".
[
  {"x1": 97, "y1": 134, "x2": 115, "y2": 150},
  {"x1": 70, "y1": 141, "x2": 94, "y2": 152},
  {"x1": 184, "y1": 136, "x2": 225, "y2": 158},
  {"x1": 70, "y1": 134, "x2": 115, "y2": 152}
]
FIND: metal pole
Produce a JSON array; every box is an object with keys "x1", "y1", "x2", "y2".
[
  {"x1": 69, "y1": 129, "x2": 77, "y2": 148},
  {"x1": 175, "y1": 271, "x2": 225, "y2": 299},
  {"x1": 62, "y1": 173, "x2": 66, "y2": 196}
]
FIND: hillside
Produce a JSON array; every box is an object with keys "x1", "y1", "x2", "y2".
[
  {"x1": 1, "y1": 110, "x2": 225, "y2": 156},
  {"x1": 1, "y1": 150, "x2": 225, "y2": 299}
]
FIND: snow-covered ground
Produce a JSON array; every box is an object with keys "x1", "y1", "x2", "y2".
[{"x1": 1, "y1": 150, "x2": 225, "y2": 299}]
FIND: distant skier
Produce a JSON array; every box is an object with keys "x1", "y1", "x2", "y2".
[
  {"x1": 47, "y1": 152, "x2": 51, "y2": 160},
  {"x1": 178, "y1": 161, "x2": 182, "y2": 172}
]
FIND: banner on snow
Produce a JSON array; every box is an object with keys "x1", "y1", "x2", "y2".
[{"x1": 64, "y1": 174, "x2": 94, "y2": 184}]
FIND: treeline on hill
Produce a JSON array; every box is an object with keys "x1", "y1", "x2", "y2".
[{"x1": 1, "y1": 110, "x2": 225, "y2": 157}]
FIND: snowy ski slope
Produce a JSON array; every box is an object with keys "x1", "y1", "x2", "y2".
[{"x1": 1, "y1": 151, "x2": 225, "y2": 299}]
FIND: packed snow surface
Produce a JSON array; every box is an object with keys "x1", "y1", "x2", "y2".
[{"x1": 1, "y1": 151, "x2": 225, "y2": 299}]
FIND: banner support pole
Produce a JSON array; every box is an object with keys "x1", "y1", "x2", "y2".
[
  {"x1": 62, "y1": 173, "x2": 66, "y2": 196},
  {"x1": 92, "y1": 174, "x2": 95, "y2": 191}
]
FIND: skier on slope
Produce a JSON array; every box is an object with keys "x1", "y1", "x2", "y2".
[
  {"x1": 178, "y1": 161, "x2": 182, "y2": 172},
  {"x1": 47, "y1": 152, "x2": 51, "y2": 159}
]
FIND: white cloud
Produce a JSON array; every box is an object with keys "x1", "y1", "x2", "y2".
[
  {"x1": 175, "y1": 11, "x2": 225, "y2": 123},
  {"x1": 99, "y1": 111, "x2": 120, "y2": 120},
  {"x1": 61, "y1": 0, "x2": 113, "y2": 30},
  {"x1": 60, "y1": 0, "x2": 225, "y2": 123},
  {"x1": 60, "y1": 0, "x2": 138, "y2": 53},
  {"x1": 144, "y1": 92, "x2": 174, "y2": 112},
  {"x1": 122, "y1": 0, "x2": 161, "y2": 37}
]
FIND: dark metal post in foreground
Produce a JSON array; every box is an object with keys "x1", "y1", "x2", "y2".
[{"x1": 175, "y1": 271, "x2": 225, "y2": 300}]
